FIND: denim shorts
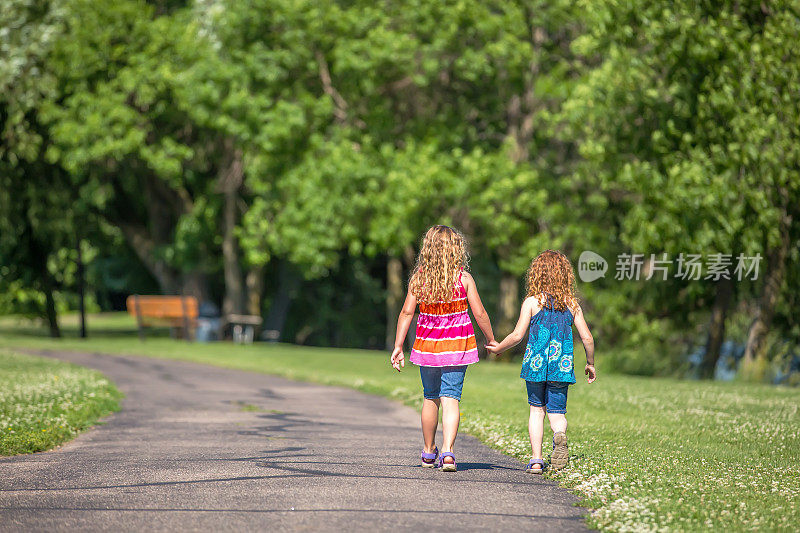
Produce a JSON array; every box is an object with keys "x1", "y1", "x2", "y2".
[
  {"x1": 525, "y1": 381, "x2": 569, "y2": 414},
  {"x1": 419, "y1": 365, "x2": 468, "y2": 401}
]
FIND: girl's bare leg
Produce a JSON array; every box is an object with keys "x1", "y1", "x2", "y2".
[
  {"x1": 440, "y1": 397, "x2": 460, "y2": 464},
  {"x1": 529, "y1": 405, "x2": 546, "y2": 459},
  {"x1": 548, "y1": 413, "x2": 567, "y2": 434},
  {"x1": 421, "y1": 398, "x2": 440, "y2": 453}
]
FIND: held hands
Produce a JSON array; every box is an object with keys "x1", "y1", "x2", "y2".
[
  {"x1": 485, "y1": 340, "x2": 500, "y2": 354},
  {"x1": 585, "y1": 364, "x2": 596, "y2": 384},
  {"x1": 390, "y1": 346, "x2": 405, "y2": 372}
]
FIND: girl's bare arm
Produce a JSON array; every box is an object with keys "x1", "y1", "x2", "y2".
[
  {"x1": 573, "y1": 304, "x2": 596, "y2": 383},
  {"x1": 462, "y1": 272, "x2": 495, "y2": 343},
  {"x1": 489, "y1": 298, "x2": 535, "y2": 353},
  {"x1": 390, "y1": 291, "x2": 417, "y2": 371}
]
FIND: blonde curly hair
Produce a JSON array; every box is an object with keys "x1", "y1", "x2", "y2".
[
  {"x1": 409, "y1": 225, "x2": 469, "y2": 303},
  {"x1": 526, "y1": 249, "x2": 578, "y2": 312}
]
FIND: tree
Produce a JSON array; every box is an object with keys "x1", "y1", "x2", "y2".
[
  {"x1": 0, "y1": 0, "x2": 72, "y2": 336},
  {"x1": 248, "y1": 0, "x2": 587, "y2": 347},
  {"x1": 563, "y1": 0, "x2": 800, "y2": 377},
  {"x1": 41, "y1": 0, "x2": 275, "y2": 318}
]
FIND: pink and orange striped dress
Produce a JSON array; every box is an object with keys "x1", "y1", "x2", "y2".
[{"x1": 410, "y1": 274, "x2": 479, "y2": 367}]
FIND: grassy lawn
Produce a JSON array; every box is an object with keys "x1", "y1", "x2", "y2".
[
  {"x1": 1, "y1": 313, "x2": 798, "y2": 531},
  {"x1": 0, "y1": 348, "x2": 122, "y2": 455}
]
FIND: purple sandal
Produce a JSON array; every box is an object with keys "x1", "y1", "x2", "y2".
[
  {"x1": 525, "y1": 459, "x2": 545, "y2": 474},
  {"x1": 438, "y1": 451, "x2": 457, "y2": 472},
  {"x1": 421, "y1": 447, "x2": 439, "y2": 468}
]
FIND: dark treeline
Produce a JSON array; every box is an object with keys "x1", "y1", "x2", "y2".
[{"x1": 1, "y1": 0, "x2": 798, "y2": 382}]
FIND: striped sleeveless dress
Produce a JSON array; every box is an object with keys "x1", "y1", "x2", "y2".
[{"x1": 410, "y1": 273, "x2": 479, "y2": 367}]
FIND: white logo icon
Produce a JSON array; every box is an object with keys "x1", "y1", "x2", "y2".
[{"x1": 578, "y1": 251, "x2": 607, "y2": 282}]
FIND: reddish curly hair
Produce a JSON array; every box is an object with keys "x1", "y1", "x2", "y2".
[{"x1": 525, "y1": 249, "x2": 578, "y2": 312}]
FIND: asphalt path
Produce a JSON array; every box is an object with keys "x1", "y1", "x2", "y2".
[{"x1": 1, "y1": 350, "x2": 586, "y2": 531}]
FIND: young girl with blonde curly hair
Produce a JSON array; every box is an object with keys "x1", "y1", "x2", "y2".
[
  {"x1": 487, "y1": 250, "x2": 596, "y2": 474},
  {"x1": 391, "y1": 225, "x2": 495, "y2": 471}
]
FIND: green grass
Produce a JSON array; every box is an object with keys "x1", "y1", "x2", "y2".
[
  {"x1": 0, "y1": 349, "x2": 122, "y2": 455},
  {"x1": 1, "y1": 313, "x2": 799, "y2": 531}
]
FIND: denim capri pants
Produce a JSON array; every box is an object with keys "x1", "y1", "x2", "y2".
[
  {"x1": 419, "y1": 365, "x2": 468, "y2": 401},
  {"x1": 525, "y1": 381, "x2": 569, "y2": 414}
]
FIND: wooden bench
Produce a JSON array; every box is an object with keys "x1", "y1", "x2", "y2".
[{"x1": 126, "y1": 295, "x2": 198, "y2": 341}]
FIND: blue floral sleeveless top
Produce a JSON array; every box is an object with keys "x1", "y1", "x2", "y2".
[{"x1": 520, "y1": 299, "x2": 576, "y2": 384}]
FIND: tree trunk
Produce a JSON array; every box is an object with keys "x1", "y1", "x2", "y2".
[
  {"x1": 386, "y1": 255, "x2": 404, "y2": 349},
  {"x1": 102, "y1": 170, "x2": 195, "y2": 296},
  {"x1": 494, "y1": 273, "x2": 520, "y2": 358},
  {"x1": 221, "y1": 190, "x2": 245, "y2": 315},
  {"x1": 117, "y1": 222, "x2": 181, "y2": 294},
  {"x1": 76, "y1": 236, "x2": 87, "y2": 338},
  {"x1": 742, "y1": 216, "x2": 791, "y2": 378},
  {"x1": 119, "y1": 219, "x2": 208, "y2": 302},
  {"x1": 263, "y1": 260, "x2": 299, "y2": 340},
  {"x1": 699, "y1": 277, "x2": 733, "y2": 379},
  {"x1": 219, "y1": 141, "x2": 246, "y2": 317},
  {"x1": 22, "y1": 201, "x2": 61, "y2": 337},
  {"x1": 33, "y1": 235, "x2": 60, "y2": 338},
  {"x1": 181, "y1": 271, "x2": 209, "y2": 303},
  {"x1": 19, "y1": 190, "x2": 61, "y2": 337},
  {"x1": 246, "y1": 265, "x2": 265, "y2": 317},
  {"x1": 43, "y1": 280, "x2": 60, "y2": 338},
  {"x1": 403, "y1": 246, "x2": 416, "y2": 350},
  {"x1": 506, "y1": 24, "x2": 543, "y2": 163}
]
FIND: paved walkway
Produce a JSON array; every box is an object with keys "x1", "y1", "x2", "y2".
[{"x1": 1, "y1": 351, "x2": 585, "y2": 531}]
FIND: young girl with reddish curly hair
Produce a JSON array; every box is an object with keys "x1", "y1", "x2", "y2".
[
  {"x1": 487, "y1": 250, "x2": 596, "y2": 474},
  {"x1": 391, "y1": 225, "x2": 495, "y2": 471}
]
